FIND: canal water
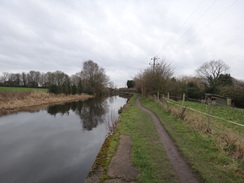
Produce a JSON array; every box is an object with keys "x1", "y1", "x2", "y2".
[{"x1": 0, "y1": 96, "x2": 127, "y2": 183}]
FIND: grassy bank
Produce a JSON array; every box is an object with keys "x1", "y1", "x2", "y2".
[
  {"x1": 96, "y1": 94, "x2": 178, "y2": 182},
  {"x1": 140, "y1": 97, "x2": 244, "y2": 183},
  {"x1": 0, "y1": 90, "x2": 93, "y2": 115}
]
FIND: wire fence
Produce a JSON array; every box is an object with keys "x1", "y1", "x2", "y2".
[
  {"x1": 165, "y1": 99, "x2": 244, "y2": 127},
  {"x1": 156, "y1": 94, "x2": 244, "y2": 159},
  {"x1": 157, "y1": 93, "x2": 244, "y2": 133},
  {"x1": 164, "y1": 93, "x2": 244, "y2": 118}
]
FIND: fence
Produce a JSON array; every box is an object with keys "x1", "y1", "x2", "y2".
[
  {"x1": 154, "y1": 93, "x2": 244, "y2": 159},
  {"x1": 161, "y1": 93, "x2": 244, "y2": 127}
]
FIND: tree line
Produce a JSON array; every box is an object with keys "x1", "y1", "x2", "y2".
[
  {"x1": 0, "y1": 60, "x2": 110, "y2": 96},
  {"x1": 133, "y1": 59, "x2": 244, "y2": 108}
]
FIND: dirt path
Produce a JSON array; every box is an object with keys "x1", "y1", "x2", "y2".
[
  {"x1": 136, "y1": 98, "x2": 202, "y2": 183},
  {"x1": 84, "y1": 134, "x2": 139, "y2": 183},
  {"x1": 105, "y1": 134, "x2": 140, "y2": 183}
]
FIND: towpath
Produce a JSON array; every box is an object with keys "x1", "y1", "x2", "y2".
[
  {"x1": 136, "y1": 98, "x2": 202, "y2": 183},
  {"x1": 85, "y1": 97, "x2": 202, "y2": 183}
]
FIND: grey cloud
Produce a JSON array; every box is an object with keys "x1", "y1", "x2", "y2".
[{"x1": 0, "y1": 0, "x2": 243, "y2": 87}]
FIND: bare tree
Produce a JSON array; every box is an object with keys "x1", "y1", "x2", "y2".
[
  {"x1": 135, "y1": 60, "x2": 173, "y2": 97},
  {"x1": 21, "y1": 72, "x2": 27, "y2": 87},
  {"x1": 1, "y1": 72, "x2": 9, "y2": 85},
  {"x1": 80, "y1": 60, "x2": 109, "y2": 95},
  {"x1": 70, "y1": 73, "x2": 81, "y2": 86},
  {"x1": 54, "y1": 71, "x2": 69, "y2": 86},
  {"x1": 27, "y1": 71, "x2": 41, "y2": 87},
  {"x1": 196, "y1": 60, "x2": 230, "y2": 93}
]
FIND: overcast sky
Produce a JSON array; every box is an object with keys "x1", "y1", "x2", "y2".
[{"x1": 0, "y1": 0, "x2": 243, "y2": 87}]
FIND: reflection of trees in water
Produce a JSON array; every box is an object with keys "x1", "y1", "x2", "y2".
[
  {"x1": 47, "y1": 102, "x2": 83, "y2": 116},
  {"x1": 47, "y1": 97, "x2": 108, "y2": 131},
  {"x1": 76, "y1": 97, "x2": 108, "y2": 131},
  {"x1": 108, "y1": 96, "x2": 115, "y2": 104}
]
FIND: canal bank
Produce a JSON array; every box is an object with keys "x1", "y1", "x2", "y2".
[
  {"x1": 85, "y1": 94, "x2": 244, "y2": 183},
  {"x1": 0, "y1": 91, "x2": 94, "y2": 115}
]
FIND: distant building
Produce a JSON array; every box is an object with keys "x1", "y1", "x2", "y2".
[{"x1": 205, "y1": 93, "x2": 232, "y2": 106}]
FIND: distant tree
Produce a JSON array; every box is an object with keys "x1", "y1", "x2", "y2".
[
  {"x1": 77, "y1": 80, "x2": 83, "y2": 94},
  {"x1": 71, "y1": 84, "x2": 77, "y2": 95},
  {"x1": 186, "y1": 82, "x2": 203, "y2": 99},
  {"x1": 168, "y1": 77, "x2": 187, "y2": 97},
  {"x1": 62, "y1": 80, "x2": 71, "y2": 95},
  {"x1": 108, "y1": 81, "x2": 115, "y2": 89},
  {"x1": 219, "y1": 86, "x2": 244, "y2": 108},
  {"x1": 196, "y1": 60, "x2": 230, "y2": 93},
  {"x1": 135, "y1": 60, "x2": 173, "y2": 96},
  {"x1": 21, "y1": 72, "x2": 27, "y2": 87},
  {"x1": 217, "y1": 74, "x2": 233, "y2": 86},
  {"x1": 70, "y1": 73, "x2": 81, "y2": 86},
  {"x1": 127, "y1": 80, "x2": 135, "y2": 88},
  {"x1": 48, "y1": 84, "x2": 61, "y2": 94},
  {"x1": 80, "y1": 60, "x2": 109, "y2": 95},
  {"x1": 53, "y1": 71, "x2": 69, "y2": 86},
  {"x1": 1, "y1": 72, "x2": 9, "y2": 85},
  {"x1": 27, "y1": 71, "x2": 41, "y2": 87},
  {"x1": 15, "y1": 73, "x2": 21, "y2": 86}
]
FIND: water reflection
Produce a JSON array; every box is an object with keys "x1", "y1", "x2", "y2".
[
  {"x1": 77, "y1": 97, "x2": 108, "y2": 131},
  {"x1": 47, "y1": 102, "x2": 83, "y2": 116},
  {"x1": 0, "y1": 96, "x2": 127, "y2": 183},
  {"x1": 47, "y1": 97, "x2": 109, "y2": 131}
]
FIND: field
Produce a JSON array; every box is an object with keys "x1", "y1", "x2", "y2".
[{"x1": 0, "y1": 86, "x2": 48, "y2": 92}]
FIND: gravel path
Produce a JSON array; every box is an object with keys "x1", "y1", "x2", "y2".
[{"x1": 136, "y1": 98, "x2": 202, "y2": 183}]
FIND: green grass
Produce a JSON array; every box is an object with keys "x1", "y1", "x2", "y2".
[
  {"x1": 167, "y1": 99, "x2": 244, "y2": 137},
  {"x1": 0, "y1": 86, "x2": 48, "y2": 92},
  {"x1": 105, "y1": 94, "x2": 178, "y2": 183},
  {"x1": 172, "y1": 100, "x2": 244, "y2": 125},
  {"x1": 141, "y1": 97, "x2": 244, "y2": 183}
]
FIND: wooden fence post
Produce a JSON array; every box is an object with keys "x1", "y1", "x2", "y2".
[
  {"x1": 182, "y1": 93, "x2": 185, "y2": 106},
  {"x1": 207, "y1": 103, "x2": 212, "y2": 133},
  {"x1": 180, "y1": 106, "x2": 187, "y2": 119}
]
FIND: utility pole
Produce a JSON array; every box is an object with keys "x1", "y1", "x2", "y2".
[
  {"x1": 149, "y1": 56, "x2": 159, "y2": 70},
  {"x1": 149, "y1": 56, "x2": 160, "y2": 99}
]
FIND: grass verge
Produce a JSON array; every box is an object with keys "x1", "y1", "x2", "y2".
[
  {"x1": 140, "y1": 97, "x2": 244, "y2": 183},
  {"x1": 98, "y1": 94, "x2": 178, "y2": 182}
]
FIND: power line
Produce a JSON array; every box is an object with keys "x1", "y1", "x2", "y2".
[
  {"x1": 179, "y1": 0, "x2": 217, "y2": 38},
  {"x1": 162, "y1": 0, "x2": 205, "y2": 50},
  {"x1": 186, "y1": 0, "x2": 240, "y2": 43}
]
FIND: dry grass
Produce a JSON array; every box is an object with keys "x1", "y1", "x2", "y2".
[
  {"x1": 159, "y1": 99, "x2": 244, "y2": 160},
  {"x1": 0, "y1": 91, "x2": 93, "y2": 115}
]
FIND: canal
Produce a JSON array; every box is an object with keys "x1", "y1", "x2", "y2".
[{"x1": 0, "y1": 95, "x2": 127, "y2": 183}]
